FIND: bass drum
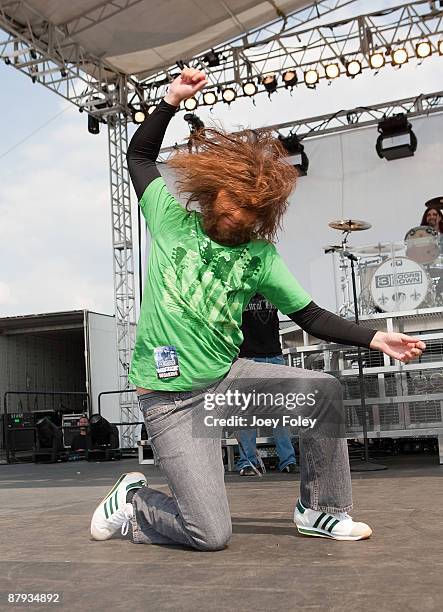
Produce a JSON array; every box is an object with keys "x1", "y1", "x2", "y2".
[{"x1": 370, "y1": 257, "x2": 431, "y2": 312}]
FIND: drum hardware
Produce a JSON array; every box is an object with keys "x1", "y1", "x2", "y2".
[
  {"x1": 404, "y1": 225, "x2": 439, "y2": 265},
  {"x1": 427, "y1": 264, "x2": 443, "y2": 306},
  {"x1": 326, "y1": 246, "x2": 354, "y2": 317},
  {"x1": 328, "y1": 219, "x2": 372, "y2": 232},
  {"x1": 327, "y1": 220, "x2": 443, "y2": 315},
  {"x1": 326, "y1": 219, "x2": 372, "y2": 317},
  {"x1": 351, "y1": 242, "x2": 403, "y2": 256},
  {"x1": 327, "y1": 218, "x2": 385, "y2": 471}
]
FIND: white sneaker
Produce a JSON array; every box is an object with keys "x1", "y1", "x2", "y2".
[
  {"x1": 90, "y1": 472, "x2": 147, "y2": 541},
  {"x1": 293, "y1": 499, "x2": 372, "y2": 541}
]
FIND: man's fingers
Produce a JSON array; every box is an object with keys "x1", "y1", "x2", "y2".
[
  {"x1": 410, "y1": 347, "x2": 422, "y2": 357},
  {"x1": 193, "y1": 78, "x2": 208, "y2": 92},
  {"x1": 404, "y1": 341, "x2": 426, "y2": 350},
  {"x1": 401, "y1": 334, "x2": 423, "y2": 344},
  {"x1": 181, "y1": 67, "x2": 206, "y2": 83},
  {"x1": 191, "y1": 71, "x2": 205, "y2": 82},
  {"x1": 399, "y1": 335, "x2": 426, "y2": 351}
]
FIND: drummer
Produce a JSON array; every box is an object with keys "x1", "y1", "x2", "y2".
[
  {"x1": 421, "y1": 206, "x2": 443, "y2": 304},
  {"x1": 421, "y1": 207, "x2": 443, "y2": 255},
  {"x1": 420, "y1": 207, "x2": 443, "y2": 237}
]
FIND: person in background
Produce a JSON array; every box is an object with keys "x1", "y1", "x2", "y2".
[
  {"x1": 421, "y1": 206, "x2": 443, "y2": 303},
  {"x1": 236, "y1": 294, "x2": 298, "y2": 476},
  {"x1": 421, "y1": 207, "x2": 443, "y2": 236},
  {"x1": 70, "y1": 416, "x2": 92, "y2": 453}
]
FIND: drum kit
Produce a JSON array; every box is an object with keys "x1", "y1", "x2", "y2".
[{"x1": 326, "y1": 219, "x2": 443, "y2": 316}]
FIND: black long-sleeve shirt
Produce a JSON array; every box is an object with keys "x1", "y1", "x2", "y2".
[{"x1": 126, "y1": 100, "x2": 377, "y2": 350}]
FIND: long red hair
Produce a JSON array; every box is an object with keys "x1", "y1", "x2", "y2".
[{"x1": 167, "y1": 127, "x2": 298, "y2": 242}]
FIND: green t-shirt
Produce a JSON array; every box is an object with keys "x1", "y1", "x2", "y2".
[{"x1": 128, "y1": 177, "x2": 311, "y2": 390}]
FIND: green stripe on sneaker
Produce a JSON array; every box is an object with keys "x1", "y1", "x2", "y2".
[
  {"x1": 328, "y1": 518, "x2": 340, "y2": 533},
  {"x1": 114, "y1": 490, "x2": 118, "y2": 511},
  {"x1": 297, "y1": 527, "x2": 334, "y2": 538},
  {"x1": 126, "y1": 480, "x2": 145, "y2": 492},
  {"x1": 104, "y1": 501, "x2": 109, "y2": 519},
  {"x1": 296, "y1": 500, "x2": 305, "y2": 514},
  {"x1": 321, "y1": 516, "x2": 333, "y2": 530},
  {"x1": 103, "y1": 473, "x2": 126, "y2": 503},
  {"x1": 313, "y1": 512, "x2": 326, "y2": 528},
  {"x1": 109, "y1": 495, "x2": 114, "y2": 514}
]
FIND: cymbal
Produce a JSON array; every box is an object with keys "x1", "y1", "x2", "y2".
[
  {"x1": 328, "y1": 219, "x2": 372, "y2": 232},
  {"x1": 351, "y1": 242, "x2": 403, "y2": 255},
  {"x1": 425, "y1": 196, "x2": 443, "y2": 209}
]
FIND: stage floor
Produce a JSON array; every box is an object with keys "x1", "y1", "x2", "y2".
[{"x1": 1, "y1": 455, "x2": 442, "y2": 611}]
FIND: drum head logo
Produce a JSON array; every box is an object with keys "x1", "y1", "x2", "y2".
[{"x1": 376, "y1": 270, "x2": 422, "y2": 288}]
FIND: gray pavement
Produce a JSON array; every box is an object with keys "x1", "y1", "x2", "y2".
[{"x1": 1, "y1": 455, "x2": 442, "y2": 612}]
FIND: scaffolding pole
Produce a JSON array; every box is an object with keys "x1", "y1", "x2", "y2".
[{"x1": 107, "y1": 116, "x2": 138, "y2": 448}]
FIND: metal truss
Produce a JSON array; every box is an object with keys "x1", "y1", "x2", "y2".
[
  {"x1": 108, "y1": 118, "x2": 138, "y2": 448},
  {"x1": 158, "y1": 90, "x2": 443, "y2": 159},
  {"x1": 0, "y1": 2, "x2": 140, "y2": 444},
  {"x1": 139, "y1": 0, "x2": 443, "y2": 110},
  {"x1": 0, "y1": 0, "x2": 361, "y2": 118},
  {"x1": 0, "y1": 0, "x2": 134, "y2": 115},
  {"x1": 1, "y1": 1, "x2": 442, "y2": 116}
]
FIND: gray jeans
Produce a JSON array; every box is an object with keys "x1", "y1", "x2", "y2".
[{"x1": 131, "y1": 358, "x2": 352, "y2": 551}]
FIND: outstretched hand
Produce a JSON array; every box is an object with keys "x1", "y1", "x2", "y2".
[
  {"x1": 164, "y1": 67, "x2": 208, "y2": 107},
  {"x1": 370, "y1": 331, "x2": 426, "y2": 363}
]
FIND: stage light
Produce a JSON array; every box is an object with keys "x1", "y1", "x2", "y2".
[
  {"x1": 184, "y1": 97, "x2": 198, "y2": 111},
  {"x1": 262, "y1": 74, "x2": 277, "y2": 94},
  {"x1": 325, "y1": 63, "x2": 340, "y2": 79},
  {"x1": 203, "y1": 49, "x2": 221, "y2": 67},
  {"x1": 376, "y1": 113, "x2": 417, "y2": 161},
  {"x1": 35, "y1": 417, "x2": 62, "y2": 450},
  {"x1": 439, "y1": 40, "x2": 443, "y2": 55},
  {"x1": 304, "y1": 69, "x2": 319, "y2": 86},
  {"x1": 278, "y1": 133, "x2": 309, "y2": 176},
  {"x1": 416, "y1": 41, "x2": 432, "y2": 59},
  {"x1": 132, "y1": 107, "x2": 145, "y2": 123},
  {"x1": 243, "y1": 81, "x2": 257, "y2": 96},
  {"x1": 88, "y1": 114, "x2": 100, "y2": 135},
  {"x1": 346, "y1": 60, "x2": 362, "y2": 76},
  {"x1": 392, "y1": 48, "x2": 408, "y2": 65},
  {"x1": 222, "y1": 87, "x2": 236, "y2": 103},
  {"x1": 369, "y1": 52, "x2": 385, "y2": 69},
  {"x1": 282, "y1": 70, "x2": 298, "y2": 88},
  {"x1": 203, "y1": 91, "x2": 217, "y2": 105},
  {"x1": 184, "y1": 113, "x2": 205, "y2": 133},
  {"x1": 89, "y1": 414, "x2": 119, "y2": 448}
]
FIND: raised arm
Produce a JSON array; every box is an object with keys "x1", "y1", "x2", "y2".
[
  {"x1": 126, "y1": 67, "x2": 208, "y2": 201},
  {"x1": 126, "y1": 100, "x2": 178, "y2": 200}
]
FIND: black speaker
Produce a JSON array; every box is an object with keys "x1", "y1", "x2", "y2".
[{"x1": 6, "y1": 413, "x2": 35, "y2": 451}]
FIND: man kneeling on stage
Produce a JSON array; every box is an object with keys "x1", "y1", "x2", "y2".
[{"x1": 90, "y1": 67, "x2": 425, "y2": 549}]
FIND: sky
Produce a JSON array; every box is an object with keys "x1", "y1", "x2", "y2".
[{"x1": 0, "y1": 1, "x2": 442, "y2": 318}]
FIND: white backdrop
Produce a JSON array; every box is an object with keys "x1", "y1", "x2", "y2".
[
  {"x1": 277, "y1": 112, "x2": 443, "y2": 311},
  {"x1": 154, "y1": 112, "x2": 443, "y2": 313}
]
